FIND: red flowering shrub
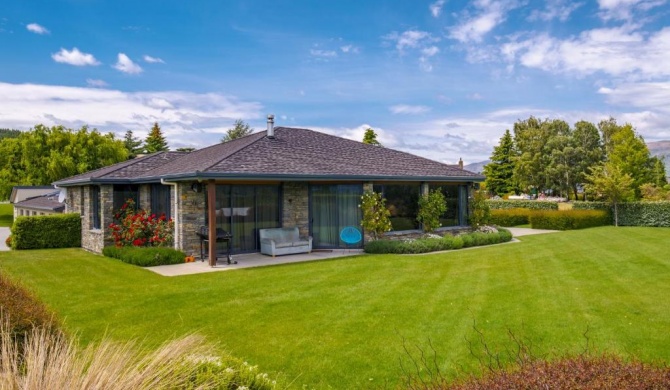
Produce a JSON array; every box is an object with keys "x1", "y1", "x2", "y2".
[{"x1": 108, "y1": 199, "x2": 174, "y2": 247}]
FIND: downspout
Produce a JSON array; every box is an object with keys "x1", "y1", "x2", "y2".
[{"x1": 161, "y1": 178, "x2": 180, "y2": 250}]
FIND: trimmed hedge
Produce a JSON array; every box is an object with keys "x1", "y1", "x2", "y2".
[
  {"x1": 364, "y1": 228, "x2": 512, "y2": 254},
  {"x1": 487, "y1": 200, "x2": 558, "y2": 211},
  {"x1": 11, "y1": 213, "x2": 81, "y2": 250},
  {"x1": 617, "y1": 202, "x2": 670, "y2": 227},
  {"x1": 571, "y1": 201, "x2": 610, "y2": 211},
  {"x1": 490, "y1": 209, "x2": 531, "y2": 227},
  {"x1": 103, "y1": 246, "x2": 187, "y2": 267},
  {"x1": 530, "y1": 210, "x2": 610, "y2": 230}
]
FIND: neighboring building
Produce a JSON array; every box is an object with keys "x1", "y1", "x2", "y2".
[
  {"x1": 12, "y1": 190, "x2": 66, "y2": 218},
  {"x1": 54, "y1": 117, "x2": 484, "y2": 260},
  {"x1": 9, "y1": 186, "x2": 57, "y2": 204}
]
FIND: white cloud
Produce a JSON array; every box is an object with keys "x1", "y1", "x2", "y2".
[
  {"x1": 86, "y1": 79, "x2": 108, "y2": 88},
  {"x1": 421, "y1": 46, "x2": 440, "y2": 57},
  {"x1": 51, "y1": 48, "x2": 100, "y2": 66},
  {"x1": 113, "y1": 53, "x2": 143, "y2": 74},
  {"x1": 26, "y1": 23, "x2": 49, "y2": 34},
  {"x1": 528, "y1": 0, "x2": 584, "y2": 21},
  {"x1": 389, "y1": 104, "x2": 431, "y2": 115},
  {"x1": 143, "y1": 55, "x2": 165, "y2": 63},
  {"x1": 430, "y1": 0, "x2": 447, "y2": 17},
  {"x1": 307, "y1": 124, "x2": 399, "y2": 148},
  {"x1": 450, "y1": 0, "x2": 523, "y2": 43},
  {"x1": 598, "y1": 82, "x2": 670, "y2": 139},
  {"x1": 310, "y1": 49, "x2": 337, "y2": 58},
  {"x1": 340, "y1": 45, "x2": 360, "y2": 54},
  {"x1": 0, "y1": 81, "x2": 263, "y2": 149},
  {"x1": 501, "y1": 26, "x2": 670, "y2": 79},
  {"x1": 597, "y1": 0, "x2": 667, "y2": 20},
  {"x1": 385, "y1": 30, "x2": 438, "y2": 52}
]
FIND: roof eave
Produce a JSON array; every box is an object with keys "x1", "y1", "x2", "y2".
[{"x1": 156, "y1": 172, "x2": 485, "y2": 183}]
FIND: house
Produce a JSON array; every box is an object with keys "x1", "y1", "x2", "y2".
[
  {"x1": 54, "y1": 116, "x2": 484, "y2": 264},
  {"x1": 10, "y1": 186, "x2": 65, "y2": 219},
  {"x1": 12, "y1": 190, "x2": 66, "y2": 218}
]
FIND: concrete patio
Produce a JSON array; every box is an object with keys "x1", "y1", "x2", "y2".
[{"x1": 148, "y1": 249, "x2": 365, "y2": 276}]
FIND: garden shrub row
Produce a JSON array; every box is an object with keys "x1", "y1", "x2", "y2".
[
  {"x1": 0, "y1": 271, "x2": 61, "y2": 349},
  {"x1": 617, "y1": 202, "x2": 670, "y2": 227},
  {"x1": 11, "y1": 213, "x2": 81, "y2": 250},
  {"x1": 490, "y1": 208, "x2": 531, "y2": 227},
  {"x1": 529, "y1": 210, "x2": 610, "y2": 230},
  {"x1": 102, "y1": 246, "x2": 186, "y2": 267},
  {"x1": 364, "y1": 228, "x2": 513, "y2": 254},
  {"x1": 486, "y1": 200, "x2": 558, "y2": 211}
]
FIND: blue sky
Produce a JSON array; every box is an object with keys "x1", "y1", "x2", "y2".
[{"x1": 1, "y1": 0, "x2": 669, "y2": 164}]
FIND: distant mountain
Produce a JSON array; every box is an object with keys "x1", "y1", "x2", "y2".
[
  {"x1": 647, "y1": 140, "x2": 670, "y2": 173},
  {"x1": 464, "y1": 160, "x2": 489, "y2": 174}
]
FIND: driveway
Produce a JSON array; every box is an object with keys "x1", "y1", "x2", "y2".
[
  {"x1": 0, "y1": 227, "x2": 10, "y2": 251},
  {"x1": 506, "y1": 227, "x2": 559, "y2": 237}
]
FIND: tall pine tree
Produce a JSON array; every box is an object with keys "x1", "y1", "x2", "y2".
[
  {"x1": 362, "y1": 128, "x2": 382, "y2": 146},
  {"x1": 123, "y1": 130, "x2": 144, "y2": 158},
  {"x1": 144, "y1": 122, "x2": 169, "y2": 153},
  {"x1": 221, "y1": 120, "x2": 253, "y2": 143},
  {"x1": 484, "y1": 129, "x2": 517, "y2": 196}
]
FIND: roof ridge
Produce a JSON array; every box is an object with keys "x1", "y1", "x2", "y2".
[{"x1": 200, "y1": 131, "x2": 267, "y2": 173}]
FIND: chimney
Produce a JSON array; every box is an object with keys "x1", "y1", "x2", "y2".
[
  {"x1": 267, "y1": 114, "x2": 275, "y2": 138},
  {"x1": 458, "y1": 158, "x2": 464, "y2": 169}
]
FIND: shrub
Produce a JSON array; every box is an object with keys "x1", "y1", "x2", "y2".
[
  {"x1": 360, "y1": 191, "x2": 392, "y2": 240},
  {"x1": 103, "y1": 246, "x2": 186, "y2": 267},
  {"x1": 364, "y1": 228, "x2": 512, "y2": 254},
  {"x1": 530, "y1": 210, "x2": 610, "y2": 230},
  {"x1": 487, "y1": 200, "x2": 558, "y2": 210},
  {"x1": 5, "y1": 234, "x2": 11, "y2": 248},
  {"x1": 469, "y1": 191, "x2": 491, "y2": 228},
  {"x1": 489, "y1": 209, "x2": 531, "y2": 227},
  {"x1": 109, "y1": 199, "x2": 174, "y2": 247},
  {"x1": 417, "y1": 189, "x2": 447, "y2": 232},
  {"x1": 0, "y1": 271, "x2": 61, "y2": 349},
  {"x1": 435, "y1": 355, "x2": 670, "y2": 390},
  {"x1": 11, "y1": 213, "x2": 81, "y2": 250},
  {"x1": 617, "y1": 202, "x2": 670, "y2": 227}
]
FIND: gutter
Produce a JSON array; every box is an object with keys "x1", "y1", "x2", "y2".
[{"x1": 161, "y1": 178, "x2": 180, "y2": 251}]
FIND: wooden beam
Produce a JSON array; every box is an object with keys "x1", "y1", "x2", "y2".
[{"x1": 207, "y1": 180, "x2": 216, "y2": 267}]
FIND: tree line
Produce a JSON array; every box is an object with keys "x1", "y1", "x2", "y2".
[{"x1": 484, "y1": 117, "x2": 666, "y2": 201}]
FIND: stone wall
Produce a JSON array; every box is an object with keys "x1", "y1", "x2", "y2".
[
  {"x1": 66, "y1": 185, "x2": 113, "y2": 253},
  {"x1": 139, "y1": 184, "x2": 151, "y2": 210},
  {"x1": 282, "y1": 182, "x2": 309, "y2": 237},
  {"x1": 176, "y1": 182, "x2": 205, "y2": 256}
]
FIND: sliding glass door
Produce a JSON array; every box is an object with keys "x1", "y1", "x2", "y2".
[
  {"x1": 310, "y1": 184, "x2": 363, "y2": 248},
  {"x1": 207, "y1": 184, "x2": 281, "y2": 253}
]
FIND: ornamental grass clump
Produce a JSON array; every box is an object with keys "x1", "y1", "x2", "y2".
[{"x1": 108, "y1": 199, "x2": 174, "y2": 247}]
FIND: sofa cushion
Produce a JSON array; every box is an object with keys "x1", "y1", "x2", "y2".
[
  {"x1": 291, "y1": 240, "x2": 310, "y2": 247},
  {"x1": 275, "y1": 242, "x2": 294, "y2": 249}
]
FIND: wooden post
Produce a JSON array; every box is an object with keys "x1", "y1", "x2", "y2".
[{"x1": 207, "y1": 180, "x2": 216, "y2": 267}]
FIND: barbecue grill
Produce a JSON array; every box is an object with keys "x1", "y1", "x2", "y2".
[{"x1": 196, "y1": 226, "x2": 236, "y2": 264}]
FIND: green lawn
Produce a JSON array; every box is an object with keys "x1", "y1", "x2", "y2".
[
  {"x1": 0, "y1": 203, "x2": 13, "y2": 227},
  {"x1": 1, "y1": 227, "x2": 669, "y2": 388}
]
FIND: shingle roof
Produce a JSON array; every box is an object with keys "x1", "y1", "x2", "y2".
[
  {"x1": 14, "y1": 191, "x2": 65, "y2": 212},
  {"x1": 54, "y1": 152, "x2": 186, "y2": 186},
  {"x1": 55, "y1": 127, "x2": 483, "y2": 185}
]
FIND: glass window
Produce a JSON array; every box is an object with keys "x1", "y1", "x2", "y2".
[
  {"x1": 373, "y1": 184, "x2": 421, "y2": 231},
  {"x1": 310, "y1": 184, "x2": 363, "y2": 248},
  {"x1": 429, "y1": 185, "x2": 460, "y2": 227},
  {"x1": 205, "y1": 184, "x2": 281, "y2": 253},
  {"x1": 150, "y1": 184, "x2": 171, "y2": 219},
  {"x1": 113, "y1": 184, "x2": 139, "y2": 212},
  {"x1": 91, "y1": 186, "x2": 101, "y2": 229}
]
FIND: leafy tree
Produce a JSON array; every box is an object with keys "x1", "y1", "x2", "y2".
[
  {"x1": 144, "y1": 122, "x2": 169, "y2": 153},
  {"x1": 513, "y1": 117, "x2": 564, "y2": 195},
  {"x1": 221, "y1": 119, "x2": 253, "y2": 143},
  {"x1": 175, "y1": 147, "x2": 196, "y2": 152},
  {"x1": 417, "y1": 189, "x2": 447, "y2": 232},
  {"x1": 569, "y1": 121, "x2": 604, "y2": 199},
  {"x1": 0, "y1": 129, "x2": 21, "y2": 140},
  {"x1": 639, "y1": 183, "x2": 670, "y2": 201},
  {"x1": 585, "y1": 162, "x2": 634, "y2": 226},
  {"x1": 484, "y1": 129, "x2": 517, "y2": 196},
  {"x1": 123, "y1": 130, "x2": 144, "y2": 158},
  {"x1": 362, "y1": 128, "x2": 382, "y2": 146},
  {"x1": 604, "y1": 121, "x2": 657, "y2": 198},
  {"x1": 0, "y1": 124, "x2": 128, "y2": 199},
  {"x1": 360, "y1": 191, "x2": 392, "y2": 240}
]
